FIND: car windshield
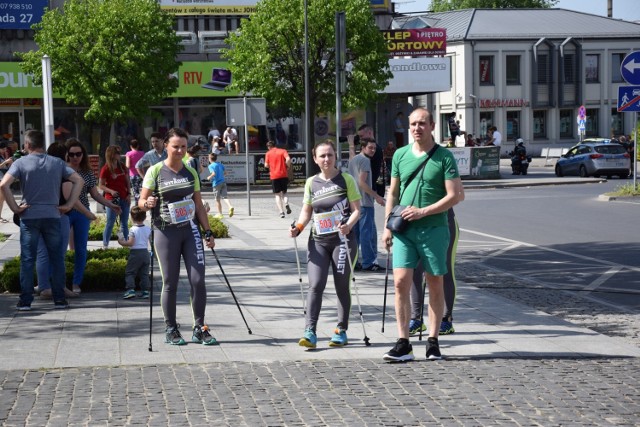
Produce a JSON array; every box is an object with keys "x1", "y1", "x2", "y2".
[{"x1": 594, "y1": 145, "x2": 626, "y2": 154}]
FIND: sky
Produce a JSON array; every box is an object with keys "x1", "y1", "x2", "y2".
[{"x1": 394, "y1": 0, "x2": 640, "y2": 22}]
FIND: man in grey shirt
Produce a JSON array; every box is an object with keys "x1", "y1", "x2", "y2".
[
  {"x1": 0, "y1": 130, "x2": 83, "y2": 310},
  {"x1": 348, "y1": 137, "x2": 385, "y2": 271},
  {"x1": 135, "y1": 132, "x2": 167, "y2": 178}
]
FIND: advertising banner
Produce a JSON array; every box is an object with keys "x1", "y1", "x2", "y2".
[
  {"x1": 0, "y1": 61, "x2": 239, "y2": 99},
  {"x1": 175, "y1": 61, "x2": 240, "y2": 97},
  {"x1": 255, "y1": 152, "x2": 306, "y2": 185},
  {"x1": 158, "y1": 0, "x2": 257, "y2": 15},
  {"x1": 0, "y1": 0, "x2": 47, "y2": 30},
  {"x1": 381, "y1": 29, "x2": 447, "y2": 57},
  {"x1": 468, "y1": 146, "x2": 501, "y2": 179},
  {"x1": 383, "y1": 57, "x2": 451, "y2": 94},
  {"x1": 218, "y1": 155, "x2": 255, "y2": 184},
  {"x1": 447, "y1": 147, "x2": 471, "y2": 176}
]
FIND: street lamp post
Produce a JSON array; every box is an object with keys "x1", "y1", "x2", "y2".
[{"x1": 304, "y1": 0, "x2": 312, "y2": 177}]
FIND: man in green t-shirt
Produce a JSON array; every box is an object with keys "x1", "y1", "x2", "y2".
[{"x1": 382, "y1": 108, "x2": 464, "y2": 363}]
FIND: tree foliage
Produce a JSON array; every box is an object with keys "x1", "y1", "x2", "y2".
[
  {"x1": 429, "y1": 0, "x2": 558, "y2": 11},
  {"x1": 19, "y1": 0, "x2": 182, "y2": 125},
  {"x1": 223, "y1": 0, "x2": 391, "y2": 118}
]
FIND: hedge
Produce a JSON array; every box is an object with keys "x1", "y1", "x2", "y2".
[{"x1": 0, "y1": 214, "x2": 229, "y2": 293}]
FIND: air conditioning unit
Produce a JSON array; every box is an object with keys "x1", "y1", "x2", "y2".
[
  {"x1": 176, "y1": 31, "x2": 197, "y2": 46},
  {"x1": 198, "y1": 31, "x2": 228, "y2": 54}
]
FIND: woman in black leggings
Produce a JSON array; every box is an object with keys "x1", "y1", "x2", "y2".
[
  {"x1": 139, "y1": 127, "x2": 216, "y2": 346},
  {"x1": 290, "y1": 140, "x2": 361, "y2": 349}
]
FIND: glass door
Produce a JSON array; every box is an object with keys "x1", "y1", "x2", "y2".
[{"x1": 0, "y1": 111, "x2": 20, "y2": 142}]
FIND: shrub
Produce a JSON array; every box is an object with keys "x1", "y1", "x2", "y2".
[
  {"x1": 207, "y1": 215, "x2": 229, "y2": 238},
  {"x1": 0, "y1": 248, "x2": 130, "y2": 293},
  {"x1": 88, "y1": 214, "x2": 131, "y2": 241}
]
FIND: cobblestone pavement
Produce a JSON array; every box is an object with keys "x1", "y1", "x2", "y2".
[
  {"x1": 1, "y1": 358, "x2": 639, "y2": 426},
  {"x1": 1, "y1": 190, "x2": 639, "y2": 426}
]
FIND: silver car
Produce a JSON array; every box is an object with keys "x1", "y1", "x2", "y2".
[{"x1": 555, "y1": 141, "x2": 630, "y2": 179}]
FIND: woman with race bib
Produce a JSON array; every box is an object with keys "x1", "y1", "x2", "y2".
[
  {"x1": 138, "y1": 127, "x2": 216, "y2": 346},
  {"x1": 289, "y1": 140, "x2": 361, "y2": 349}
]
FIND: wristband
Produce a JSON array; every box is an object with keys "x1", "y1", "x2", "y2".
[
  {"x1": 204, "y1": 229, "x2": 214, "y2": 240},
  {"x1": 295, "y1": 223, "x2": 305, "y2": 234}
]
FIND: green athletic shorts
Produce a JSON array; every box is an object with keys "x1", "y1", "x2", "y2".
[{"x1": 392, "y1": 225, "x2": 450, "y2": 276}]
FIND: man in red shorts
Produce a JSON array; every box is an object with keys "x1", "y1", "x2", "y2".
[{"x1": 264, "y1": 140, "x2": 292, "y2": 218}]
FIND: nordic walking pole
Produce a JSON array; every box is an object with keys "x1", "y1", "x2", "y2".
[
  {"x1": 339, "y1": 215, "x2": 371, "y2": 346},
  {"x1": 419, "y1": 272, "x2": 427, "y2": 342},
  {"x1": 291, "y1": 221, "x2": 306, "y2": 314},
  {"x1": 210, "y1": 247, "x2": 252, "y2": 334},
  {"x1": 148, "y1": 223, "x2": 154, "y2": 352},
  {"x1": 381, "y1": 248, "x2": 390, "y2": 333}
]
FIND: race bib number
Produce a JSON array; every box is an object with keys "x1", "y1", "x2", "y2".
[
  {"x1": 313, "y1": 210, "x2": 341, "y2": 235},
  {"x1": 167, "y1": 199, "x2": 196, "y2": 224}
]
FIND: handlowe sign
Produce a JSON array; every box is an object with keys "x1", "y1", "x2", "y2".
[
  {"x1": 158, "y1": 0, "x2": 257, "y2": 16},
  {"x1": 0, "y1": 61, "x2": 239, "y2": 98},
  {"x1": 383, "y1": 57, "x2": 451, "y2": 94},
  {"x1": 381, "y1": 28, "x2": 447, "y2": 57}
]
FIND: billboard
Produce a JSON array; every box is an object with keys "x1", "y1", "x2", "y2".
[
  {"x1": 381, "y1": 29, "x2": 447, "y2": 57},
  {"x1": 158, "y1": 0, "x2": 257, "y2": 15},
  {"x1": 383, "y1": 57, "x2": 451, "y2": 94},
  {"x1": 0, "y1": 0, "x2": 47, "y2": 30}
]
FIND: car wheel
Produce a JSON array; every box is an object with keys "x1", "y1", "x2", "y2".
[
  {"x1": 579, "y1": 165, "x2": 588, "y2": 178},
  {"x1": 620, "y1": 172, "x2": 629, "y2": 179},
  {"x1": 555, "y1": 165, "x2": 563, "y2": 177},
  {"x1": 606, "y1": 175, "x2": 612, "y2": 180}
]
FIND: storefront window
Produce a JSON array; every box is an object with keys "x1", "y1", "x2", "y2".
[
  {"x1": 506, "y1": 55, "x2": 520, "y2": 85},
  {"x1": 506, "y1": 111, "x2": 520, "y2": 140},
  {"x1": 533, "y1": 110, "x2": 546, "y2": 139},
  {"x1": 585, "y1": 108, "x2": 599, "y2": 136},
  {"x1": 610, "y1": 108, "x2": 624, "y2": 136},
  {"x1": 479, "y1": 55, "x2": 494, "y2": 86},
  {"x1": 585, "y1": 54, "x2": 599, "y2": 83},
  {"x1": 559, "y1": 109, "x2": 573, "y2": 138},
  {"x1": 479, "y1": 111, "x2": 493, "y2": 142}
]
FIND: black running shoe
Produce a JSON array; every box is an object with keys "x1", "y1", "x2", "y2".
[
  {"x1": 286, "y1": 204, "x2": 292, "y2": 215},
  {"x1": 192, "y1": 325, "x2": 218, "y2": 346},
  {"x1": 54, "y1": 300, "x2": 69, "y2": 310},
  {"x1": 16, "y1": 301, "x2": 31, "y2": 311},
  {"x1": 426, "y1": 337, "x2": 442, "y2": 360},
  {"x1": 383, "y1": 339, "x2": 414, "y2": 362},
  {"x1": 165, "y1": 325, "x2": 187, "y2": 345}
]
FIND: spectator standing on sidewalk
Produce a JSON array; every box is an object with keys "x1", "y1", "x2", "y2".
[
  {"x1": 99, "y1": 145, "x2": 131, "y2": 249},
  {"x1": 348, "y1": 137, "x2": 385, "y2": 272},
  {"x1": 382, "y1": 108, "x2": 463, "y2": 363},
  {"x1": 118, "y1": 206, "x2": 151, "y2": 300},
  {"x1": 0, "y1": 130, "x2": 84, "y2": 311},
  {"x1": 125, "y1": 139, "x2": 145, "y2": 204},
  {"x1": 135, "y1": 132, "x2": 166, "y2": 179},
  {"x1": 264, "y1": 140, "x2": 292, "y2": 218}
]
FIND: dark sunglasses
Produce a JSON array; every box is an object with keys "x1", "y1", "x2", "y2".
[{"x1": 68, "y1": 152, "x2": 83, "y2": 157}]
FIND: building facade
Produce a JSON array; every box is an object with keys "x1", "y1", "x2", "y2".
[{"x1": 392, "y1": 8, "x2": 640, "y2": 155}]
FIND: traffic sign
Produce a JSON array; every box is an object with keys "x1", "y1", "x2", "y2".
[
  {"x1": 617, "y1": 86, "x2": 640, "y2": 112},
  {"x1": 621, "y1": 51, "x2": 640, "y2": 85},
  {"x1": 578, "y1": 105, "x2": 586, "y2": 120},
  {"x1": 578, "y1": 119, "x2": 586, "y2": 132}
]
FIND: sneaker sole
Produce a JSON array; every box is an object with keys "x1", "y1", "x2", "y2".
[
  {"x1": 382, "y1": 353, "x2": 415, "y2": 363},
  {"x1": 298, "y1": 338, "x2": 317, "y2": 349},
  {"x1": 165, "y1": 340, "x2": 187, "y2": 346},
  {"x1": 54, "y1": 305, "x2": 69, "y2": 310},
  {"x1": 123, "y1": 295, "x2": 136, "y2": 299},
  {"x1": 16, "y1": 307, "x2": 32, "y2": 311},
  {"x1": 427, "y1": 354, "x2": 443, "y2": 360},
  {"x1": 192, "y1": 337, "x2": 218, "y2": 346},
  {"x1": 328, "y1": 340, "x2": 348, "y2": 347},
  {"x1": 409, "y1": 326, "x2": 427, "y2": 336},
  {"x1": 439, "y1": 327, "x2": 455, "y2": 335}
]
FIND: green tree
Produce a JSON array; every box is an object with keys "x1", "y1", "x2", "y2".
[
  {"x1": 19, "y1": 0, "x2": 181, "y2": 154},
  {"x1": 223, "y1": 0, "x2": 391, "y2": 173},
  {"x1": 429, "y1": 0, "x2": 558, "y2": 10}
]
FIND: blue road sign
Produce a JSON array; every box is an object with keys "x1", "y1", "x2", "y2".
[
  {"x1": 0, "y1": 0, "x2": 48, "y2": 30},
  {"x1": 617, "y1": 86, "x2": 640, "y2": 112},
  {"x1": 621, "y1": 51, "x2": 640, "y2": 85}
]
